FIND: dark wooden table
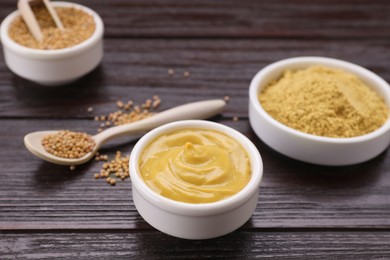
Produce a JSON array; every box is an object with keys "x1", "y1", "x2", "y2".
[{"x1": 1, "y1": 0, "x2": 390, "y2": 259}]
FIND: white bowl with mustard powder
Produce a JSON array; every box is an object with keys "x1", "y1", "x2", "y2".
[
  {"x1": 249, "y1": 56, "x2": 390, "y2": 166},
  {"x1": 129, "y1": 120, "x2": 263, "y2": 239},
  {"x1": 0, "y1": 2, "x2": 103, "y2": 86}
]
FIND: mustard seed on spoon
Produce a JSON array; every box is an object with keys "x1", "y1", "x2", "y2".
[{"x1": 41, "y1": 130, "x2": 95, "y2": 159}]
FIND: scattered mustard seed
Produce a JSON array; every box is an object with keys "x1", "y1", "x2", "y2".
[
  {"x1": 94, "y1": 96, "x2": 162, "y2": 132},
  {"x1": 116, "y1": 101, "x2": 124, "y2": 108},
  {"x1": 142, "y1": 99, "x2": 152, "y2": 109},
  {"x1": 95, "y1": 154, "x2": 108, "y2": 161},
  {"x1": 152, "y1": 99, "x2": 161, "y2": 109},
  {"x1": 233, "y1": 116, "x2": 239, "y2": 122},
  {"x1": 168, "y1": 68, "x2": 175, "y2": 76},
  {"x1": 224, "y1": 96, "x2": 230, "y2": 102},
  {"x1": 125, "y1": 100, "x2": 133, "y2": 110},
  {"x1": 183, "y1": 70, "x2": 190, "y2": 78},
  {"x1": 94, "y1": 151, "x2": 130, "y2": 186}
]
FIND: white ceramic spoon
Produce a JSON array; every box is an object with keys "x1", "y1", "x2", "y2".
[
  {"x1": 24, "y1": 99, "x2": 226, "y2": 165},
  {"x1": 18, "y1": 0, "x2": 64, "y2": 41}
]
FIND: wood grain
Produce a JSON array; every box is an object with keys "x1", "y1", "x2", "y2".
[
  {"x1": 1, "y1": 0, "x2": 390, "y2": 258},
  {"x1": 1, "y1": 231, "x2": 390, "y2": 259},
  {"x1": 1, "y1": 119, "x2": 390, "y2": 230},
  {"x1": 1, "y1": 0, "x2": 389, "y2": 38},
  {"x1": 1, "y1": 39, "x2": 390, "y2": 118}
]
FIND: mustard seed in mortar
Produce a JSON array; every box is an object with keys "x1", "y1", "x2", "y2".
[
  {"x1": 8, "y1": 6, "x2": 95, "y2": 50},
  {"x1": 42, "y1": 130, "x2": 95, "y2": 159},
  {"x1": 259, "y1": 66, "x2": 389, "y2": 138}
]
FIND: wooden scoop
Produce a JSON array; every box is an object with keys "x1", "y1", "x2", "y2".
[
  {"x1": 17, "y1": 0, "x2": 64, "y2": 41},
  {"x1": 24, "y1": 99, "x2": 226, "y2": 166}
]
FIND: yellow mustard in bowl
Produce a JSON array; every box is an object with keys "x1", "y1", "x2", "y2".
[{"x1": 139, "y1": 129, "x2": 251, "y2": 203}]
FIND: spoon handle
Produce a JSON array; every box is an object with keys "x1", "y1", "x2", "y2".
[
  {"x1": 18, "y1": 0, "x2": 64, "y2": 42},
  {"x1": 18, "y1": 0, "x2": 43, "y2": 41},
  {"x1": 42, "y1": 0, "x2": 64, "y2": 30},
  {"x1": 94, "y1": 99, "x2": 226, "y2": 144}
]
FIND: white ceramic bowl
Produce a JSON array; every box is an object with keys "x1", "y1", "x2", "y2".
[
  {"x1": 129, "y1": 120, "x2": 263, "y2": 239},
  {"x1": 0, "y1": 2, "x2": 104, "y2": 86},
  {"x1": 249, "y1": 56, "x2": 390, "y2": 166}
]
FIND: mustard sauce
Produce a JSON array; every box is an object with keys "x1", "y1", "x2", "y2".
[{"x1": 139, "y1": 129, "x2": 251, "y2": 203}]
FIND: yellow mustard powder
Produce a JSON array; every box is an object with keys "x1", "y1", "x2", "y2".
[{"x1": 259, "y1": 65, "x2": 389, "y2": 138}]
